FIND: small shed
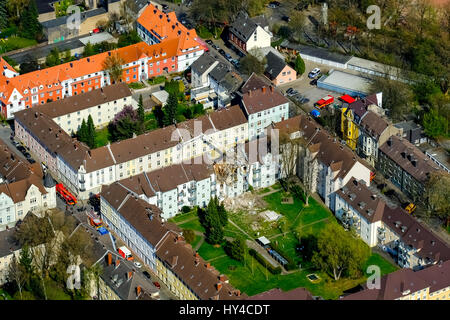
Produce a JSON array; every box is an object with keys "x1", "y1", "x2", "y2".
[
  {"x1": 151, "y1": 90, "x2": 169, "y2": 106},
  {"x1": 257, "y1": 236, "x2": 271, "y2": 248}
]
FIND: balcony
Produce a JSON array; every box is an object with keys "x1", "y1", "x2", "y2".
[
  {"x1": 188, "y1": 196, "x2": 196, "y2": 202},
  {"x1": 79, "y1": 177, "x2": 85, "y2": 184}
]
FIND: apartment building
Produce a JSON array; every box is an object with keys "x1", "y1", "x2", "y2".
[
  {"x1": 136, "y1": 4, "x2": 205, "y2": 72},
  {"x1": 341, "y1": 93, "x2": 382, "y2": 150},
  {"x1": 228, "y1": 11, "x2": 272, "y2": 53},
  {"x1": 0, "y1": 227, "x2": 22, "y2": 285},
  {"x1": 377, "y1": 135, "x2": 441, "y2": 201},
  {"x1": 0, "y1": 141, "x2": 57, "y2": 231},
  {"x1": 97, "y1": 252, "x2": 160, "y2": 300},
  {"x1": 272, "y1": 115, "x2": 372, "y2": 209},
  {"x1": 0, "y1": 5, "x2": 204, "y2": 119},
  {"x1": 342, "y1": 260, "x2": 450, "y2": 300},
  {"x1": 100, "y1": 182, "x2": 179, "y2": 270},
  {"x1": 240, "y1": 74, "x2": 290, "y2": 140},
  {"x1": 155, "y1": 232, "x2": 245, "y2": 300},
  {"x1": 190, "y1": 52, "x2": 243, "y2": 108},
  {"x1": 29, "y1": 83, "x2": 135, "y2": 135},
  {"x1": 99, "y1": 182, "x2": 244, "y2": 300},
  {"x1": 15, "y1": 105, "x2": 249, "y2": 200},
  {"x1": 335, "y1": 177, "x2": 450, "y2": 270}
]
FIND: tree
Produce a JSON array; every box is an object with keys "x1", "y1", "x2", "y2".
[
  {"x1": 83, "y1": 42, "x2": 95, "y2": 57},
  {"x1": 7, "y1": 255, "x2": 27, "y2": 299},
  {"x1": 164, "y1": 92, "x2": 178, "y2": 126},
  {"x1": 369, "y1": 75, "x2": 414, "y2": 121},
  {"x1": 425, "y1": 171, "x2": 450, "y2": 220},
  {"x1": 46, "y1": 48, "x2": 61, "y2": 67},
  {"x1": 311, "y1": 224, "x2": 370, "y2": 280},
  {"x1": 153, "y1": 105, "x2": 165, "y2": 128},
  {"x1": 19, "y1": 57, "x2": 39, "y2": 74},
  {"x1": 18, "y1": 0, "x2": 42, "y2": 40},
  {"x1": 102, "y1": 52, "x2": 125, "y2": 84},
  {"x1": 182, "y1": 229, "x2": 196, "y2": 244},
  {"x1": 216, "y1": 199, "x2": 228, "y2": 228},
  {"x1": 239, "y1": 53, "x2": 265, "y2": 75},
  {"x1": 117, "y1": 30, "x2": 141, "y2": 48},
  {"x1": 0, "y1": 0, "x2": 8, "y2": 30},
  {"x1": 279, "y1": 131, "x2": 300, "y2": 179},
  {"x1": 137, "y1": 94, "x2": 145, "y2": 123},
  {"x1": 294, "y1": 54, "x2": 305, "y2": 75},
  {"x1": 201, "y1": 198, "x2": 225, "y2": 245},
  {"x1": 108, "y1": 105, "x2": 142, "y2": 142},
  {"x1": 225, "y1": 237, "x2": 247, "y2": 262},
  {"x1": 120, "y1": 0, "x2": 137, "y2": 31},
  {"x1": 288, "y1": 11, "x2": 306, "y2": 40},
  {"x1": 86, "y1": 115, "x2": 96, "y2": 149},
  {"x1": 77, "y1": 119, "x2": 88, "y2": 144},
  {"x1": 423, "y1": 108, "x2": 448, "y2": 139},
  {"x1": 6, "y1": 0, "x2": 28, "y2": 21}
]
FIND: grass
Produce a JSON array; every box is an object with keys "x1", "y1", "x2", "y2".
[
  {"x1": 147, "y1": 76, "x2": 166, "y2": 86},
  {"x1": 178, "y1": 219, "x2": 205, "y2": 233},
  {"x1": 197, "y1": 241, "x2": 227, "y2": 261},
  {"x1": 190, "y1": 235, "x2": 203, "y2": 249},
  {"x1": 94, "y1": 127, "x2": 110, "y2": 148},
  {"x1": 45, "y1": 279, "x2": 72, "y2": 300},
  {"x1": 364, "y1": 253, "x2": 399, "y2": 276},
  {"x1": 128, "y1": 82, "x2": 146, "y2": 89},
  {"x1": 0, "y1": 288, "x2": 13, "y2": 300},
  {"x1": 0, "y1": 36, "x2": 37, "y2": 53},
  {"x1": 271, "y1": 38, "x2": 285, "y2": 48},
  {"x1": 196, "y1": 25, "x2": 222, "y2": 39}
]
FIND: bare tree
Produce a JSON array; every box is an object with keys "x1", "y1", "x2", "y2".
[
  {"x1": 102, "y1": 52, "x2": 125, "y2": 84},
  {"x1": 279, "y1": 131, "x2": 300, "y2": 179},
  {"x1": 7, "y1": 255, "x2": 26, "y2": 300}
]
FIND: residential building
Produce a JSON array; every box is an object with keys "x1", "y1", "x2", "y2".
[
  {"x1": 377, "y1": 135, "x2": 441, "y2": 201},
  {"x1": 239, "y1": 74, "x2": 290, "y2": 140},
  {"x1": 228, "y1": 11, "x2": 272, "y2": 53},
  {"x1": 424, "y1": 147, "x2": 450, "y2": 173},
  {"x1": 394, "y1": 120, "x2": 427, "y2": 146},
  {"x1": 136, "y1": 4, "x2": 206, "y2": 72},
  {"x1": 0, "y1": 141, "x2": 57, "y2": 231},
  {"x1": 15, "y1": 105, "x2": 248, "y2": 200},
  {"x1": 99, "y1": 183, "x2": 244, "y2": 300},
  {"x1": 342, "y1": 260, "x2": 450, "y2": 300},
  {"x1": 155, "y1": 232, "x2": 245, "y2": 300},
  {"x1": 16, "y1": 83, "x2": 135, "y2": 135},
  {"x1": 272, "y1": 115, "x2": 372, "y2": 209},
  {"x1": 335, "y1": 177, "x2": 450, "y2": 270},
  {"x1": 356, "y1": 110, "x2": 402, "y2": 167},
  {"x1": 341, "y1": 93, "x2": 383, "y2": 150},
  {"x1": 0, "y1": 227, "x2": 22, "y2": 285},
  {"x1": 97, "y1": 252, "x2": 160, "y2": 300},
  {"x1": 190, "y1": 52, "x2": 243, "y2": 108},
  {"x1": 264, "y1": 51, "x2": 296, "y2": 86}
]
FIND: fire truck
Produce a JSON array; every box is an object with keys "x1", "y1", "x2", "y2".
[
  {"x1": 56, "y1": 183, "x2": 77, "y2": 205},
  {"x1": 314, "y1": 95, "x2": 334, "y2": 109},
  {"x1": 118, "y1": 246, "x2": 134, "y2": 261}
]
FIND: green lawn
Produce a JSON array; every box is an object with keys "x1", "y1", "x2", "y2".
[
  {"x1": 95, "y1": 127, "x2": 110, "y2": 148},
  {"x1": 197, "y1": 241, "x2": 227, "y2": 261},
  {"x1": 0, "y1": 36, "x2": 37, "y2": 53},
  {"x1": 147, "y1": 76, "x2": 166, "y2": 85},
  {"x1": 169, "y1": 211, "x2": 198, "y2": 224},
  {"x1": 128, "y1": 82, "x2": 146, "y2": 89},
  {"x1": 263, "y1": 191, "x2": 304, "y2": 222},
  {"x1": 178, "y1": 219, "x2": 205, "y2": 233},
  {"x1": 364, "y1": 253, "x2": 399, "y2": 276},
  {"x1": 190, "y1": 234, "x2": 203, "y2": 249}
]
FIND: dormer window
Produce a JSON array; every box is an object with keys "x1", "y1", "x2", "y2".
[{"x1": 39, "y1": 85, "x2": 43, "y2": 90}]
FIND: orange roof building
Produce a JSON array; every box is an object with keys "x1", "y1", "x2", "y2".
[{"x1": 0, "y1": 4, "x2": 204, "y2": 119}]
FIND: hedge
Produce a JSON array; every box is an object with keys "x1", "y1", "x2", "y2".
[
  {"x1": 270, "y1": 242, "x2": 298, "y2": 271},
  {"x1": 248, "y1": 249, "x2": 282, "y2": 275}
]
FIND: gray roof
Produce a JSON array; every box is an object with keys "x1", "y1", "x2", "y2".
[
  {"x1": 0, "y1": 228, "x2": 21, "y2": 259},
  {"x1": 280, "y1": 40, "x2": 352, "y2": 65},
  {"x1": 265, "y1": 51, "x2": 287, "y2": 79},
  {"x1": 43, "y1": 171, "x2": 56, "y2": 188},
  {"x1": 190, "y1": 52, "x2": 218, "y2": 76},
  {"x1": 42, "y1": 8, "x2": 107, "y2": 29},
  {"x1": 230, "y1": 11, "x2": 269, "y2": 43},
  {"x1": 36, "y1": 0, "x2": 55, "y2": 14},
  {"x1": 210, "y1": 62, "x2": 243, "y2": 92}
]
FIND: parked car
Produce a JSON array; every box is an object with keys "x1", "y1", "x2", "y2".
[
  {"x1": 308, "y1": 68, "x2": 321, "y2": 79},
  {"x1": 143, "y1": 271, "x2": 151, "y2": 279},
  {"x1": 310, "y1": 78, "x2": 318, "y2": 86},
  {"x1": 218, "y1": 49, "x2": 226, "y2": 56},
  {"x1": 206, "y1": 39, "x2": 213, "y2": 45},
  {"x1": 28, "y1": 159, "x2": 36, "y2": 164},
  {"x1": 268, "y1": 1, "x2": 280, "y2": 8},
  {"x1": 212, "y1": 44, "x2": 220, "y2": 51},
  {"x1": 134, "y1": 261, "x2": 142, "y2": 268},
  {"x1": 24, "y1": 152, "x2": 32, "y2": 159},
  {"x1": 153, "y1": 281, "x2": 161, "y2": 289},
  {"x1": 162, "y1": 4, "x2": 169, "y2": 10},
  {"x1": 225, "y1": 53, "x2": 232, "y2": 60},
  {"x1": 17, "y1": 146, "x2": 26, "y2": 153},
  {"x1": 286, "y1": 88, "x2": 294, "y2": 95}
]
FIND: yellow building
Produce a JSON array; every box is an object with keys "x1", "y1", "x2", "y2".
[{"x1": 341, "y1": 107, "x2": 359, "y2": 150}]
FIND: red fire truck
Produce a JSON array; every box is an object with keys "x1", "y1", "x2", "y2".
[
  {"x1": 56, "y1": 183, "x2": 77, "y2": 205},
  {"x1": 314, "y1": 95, "x2": 334, "y2": 109}
]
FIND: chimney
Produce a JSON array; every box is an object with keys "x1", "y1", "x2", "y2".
[
  {"x1": 127, "y1": 271, "x2": 133, "y2": 281},
  {"x1": 248, "y1": 90, "x2": 252, "y2": 97},
  {"x1": 115, "y1": 259, "x2": 121, "y2": 268},
  {"x1": 262, "y1": 87, "x2": 266, "y2": 93},
  {"x1": 219, "y1": 274, "x2": 225, "y2": 282},
  {"x1": 270, "y1": 86, "x2": 274, "y2": 93},
  {"x1": 35, "y1": 112, "x2": 38, "y2": 118},
  {"x1": 205, "y1": 262, "x2": 210, "y2": 269},
  {"x1": 136, "y1": 285, "x2": 142, "y2": 296},
  {"x1": 234, "y1": 289, "x2": 241, "y2": 296},
  {"x1": 216, "y1": 282, "x2": 222, "y2": 291},
  {"x1": 70, "y1": 63, "x2": 73, "y2": 68},
  {"x1": 107, "y1": 253, "x2": 112, "y2": 266},
  {"x1": 87, "y1": 58, "x2": 90, "y2": 62}
]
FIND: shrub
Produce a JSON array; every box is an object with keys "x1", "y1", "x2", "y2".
[
  {"x1": 182, "y1": 229, "x2": 196, "y2": 244},
  {"x1": 270, "y1": 242, "x2": 297, "y2": 271},
  {"x1": 248, "y1": 249, "x2": 282, "y2": 275},
  {"x1": 181, "y1": 206, "x2": 191, "y2": 213}
]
